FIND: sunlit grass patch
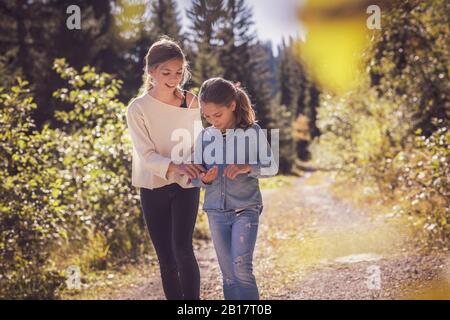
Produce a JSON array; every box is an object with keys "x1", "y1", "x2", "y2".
[
  {"x1": 259, "y1": 175, "x2": 296, "y2": 190},
  {"x1": 267, "y1": 220, "x2": 411, "y2": 273},
  {"x1": 58, "y1": 260, "x2": 155, "y2": 300}
]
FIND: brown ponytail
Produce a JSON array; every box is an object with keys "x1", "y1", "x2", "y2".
[{"x1": 199, "y1": 77, "x2": 255, "y2": 129}]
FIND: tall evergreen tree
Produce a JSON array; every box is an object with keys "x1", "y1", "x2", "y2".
[
  {"x1": 262, "y1": 41, "x2": 279, "y2": 96},
  {"x1": 277, "y1": 37, "x2": 321, "y2": 162},
  {"x1": 0, "y1": 0, "x2": 183, "y2": 124},
  {"x1": 216, "y1": 0, "x2": 273, "y2": 129},
  {"x1": 278, "y1": 37, "x2": 306, "y2": 114},
  {"x1": 110, "y1": 0, "x2": 156, "y2": 100},
  {"x1": 276, "y1": 38, "x2": 300, "y2": 164},
  {"x1": 248, "y1": 41, "x2": 274, "y2": 128},
  {"x1": 186, "y1": 0, "x2": 224, "y2": 87},
  {"x1": 291, "y1": 41, "x2": 320, "y2": 139},
  {"x1": 0, "y1": 0, "x2": 115, "y2": 125},
  {"x1": 217, "y1": 0, "x2": 255, "y2": 82},
  {"x1": 149, "y1": 0, "x2": 183, "y2": 44},
  {"x1": 266, "y1": 96, "x2": 296, "y2": 173}
]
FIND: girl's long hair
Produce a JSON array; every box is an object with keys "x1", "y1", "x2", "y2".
[{"x1": 139, "y1": 35, "x2": 191, "y2": 99}]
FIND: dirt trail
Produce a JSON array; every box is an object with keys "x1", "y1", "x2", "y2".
[{"x1": 116, "y1": 173, "x2": 450, "y2": 300}]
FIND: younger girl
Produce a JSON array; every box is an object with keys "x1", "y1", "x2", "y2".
[{"x1": 191, "y1": 77, "x2": 277, "y2": 300}]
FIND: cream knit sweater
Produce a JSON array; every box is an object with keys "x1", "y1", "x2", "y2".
[{"x1": 126, "y1": 93, "x2": 202, "y2": 189}]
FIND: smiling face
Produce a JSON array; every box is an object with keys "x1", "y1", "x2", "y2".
[
  {"x1": 202, "y1": 101, "x2": 237, "y2": 132},
  {"x1": 149, "y1": 58, "x2": 184, "y2": 92}
]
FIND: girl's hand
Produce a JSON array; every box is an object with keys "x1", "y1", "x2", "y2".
[
  {"x1": 223, "y1": 164, "x2": 251, "y2": 180},
  {"x1": 200, "y1": 165, "x2": 218, "y2": 184},
  {"x1": 168, "y1": 162, "x2": 206, "y2": 179}
]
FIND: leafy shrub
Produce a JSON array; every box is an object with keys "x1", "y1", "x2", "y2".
[
  {"x1": 0, "y1": 79, "x2": 66, "y2": 299},
  {"x1": 0, "y1": 61, "x2": 151, "y2": 299}
]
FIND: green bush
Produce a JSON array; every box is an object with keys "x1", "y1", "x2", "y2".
[
  {"x1": 393, "y1": 123, "x2": 449, "y2": 250},
  {"x1": 0, "y1": 61, "x2": 151, "y2": 299},
  {"x1": 0, "y1": 79, "x2": 66, "y2": 299},
  {"x1": 51, "y1": 58, "x2": 147, "y2": 262}
]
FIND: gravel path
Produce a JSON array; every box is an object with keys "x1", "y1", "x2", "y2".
[{"x1": 115, "y1": 173, "x2": 450, "y2": 300}]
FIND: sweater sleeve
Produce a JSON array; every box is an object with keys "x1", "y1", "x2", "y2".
[{"x1": 126, "y1": 102, "x2": 172, "y2": 180}]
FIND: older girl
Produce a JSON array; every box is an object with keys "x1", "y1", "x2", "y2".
[{"x1": 126, "y1": 37, "x2": 206, "y2": 300}]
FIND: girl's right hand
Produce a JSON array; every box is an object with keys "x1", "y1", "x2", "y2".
[
  {"x1": 200, "y1": 166, "x2": 218, "y2": 184},
  {"x1": 168, "y1": 162, "x2": 206, "y2": 179}
]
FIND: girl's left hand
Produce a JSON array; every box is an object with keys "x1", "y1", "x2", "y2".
[{"x1": 223, "y1": 164, "x2": 251, "y2": 180}]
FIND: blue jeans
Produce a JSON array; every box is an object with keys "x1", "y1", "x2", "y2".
[{"x1": 206, "y1": 205, "x2": 262, "y2": 300}]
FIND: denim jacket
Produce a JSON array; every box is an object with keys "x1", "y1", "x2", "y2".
[{"x1": 191, "y1": 123, "x2": 278, "y2": 211}]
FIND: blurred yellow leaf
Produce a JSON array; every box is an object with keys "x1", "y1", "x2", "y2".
[{"x1": 297, "y1": 0, "x2": 378, "y2": 93}]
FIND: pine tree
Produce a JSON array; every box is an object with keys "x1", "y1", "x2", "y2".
[
  {"x1": 110, "y1": 0, "x2": 157, "y2": 101},
  {"x1": 263, "y1": 41, "x2": 279, "y2": 96},
  {"x1": 277, "y1": 37, "x2": 321, "y2": 163},
  {"x1": 218, "y1": 0, "x2": 255, "y2": 82},
  {"x1": 276, "y1": 39, "x2": 299, "y2": 165},
  {"x1": 248, "y1": 41, "x2": 274, "y2": 129},
  {"x1": 278, "y1": 39, "x2": 293, "y2": 108},
  {"x1": 0, "y1": 0, "x2": 114, "y2": 125},
  {"x1": 149, "y1": 0, "x2": 183, "y2": 44},
  {"x1": 267, "y1": 96, "x2": 296, "y2": 173},
  {"x1": 216, "y1": 0, "x2": 273, "y2": 129},
  {"x1": 186, "y1": 0, "x2": 224, "y2": 86},
  {"x1": 291, "y1": 41, "x2": 321, "y2": 140}
]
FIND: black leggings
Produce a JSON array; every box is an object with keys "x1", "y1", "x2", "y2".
[{"x1": 140, "y1": 183, "x2": 200, "y2": 300}]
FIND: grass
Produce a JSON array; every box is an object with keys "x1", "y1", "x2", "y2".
[
  {"x1": 259, "y1": 174, "x2": 296, "y2": 190},
  {"x1": 52, "y1": 230, "x2": 156, "y2": 300},
  {"x1": 58, "y1": 258, "x2": 156, "y2": 300},
  {"x1": 320, "y1": 172, "x2": 449, "y2": 253}
]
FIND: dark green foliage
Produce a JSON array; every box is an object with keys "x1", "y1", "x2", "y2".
[{"x1": 0, "y1": 61, "x2": 148, "y2": 299}]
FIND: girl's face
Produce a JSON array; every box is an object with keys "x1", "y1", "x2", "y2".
[
  {"x1": 149, "y1": 58, "x2": 184, "y2": 92},
  {"x1": 202, "y1": 101, "x2": 237, "y2": 132}
]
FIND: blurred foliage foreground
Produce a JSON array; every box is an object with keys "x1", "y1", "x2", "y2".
[{"x1": 307, "y1": 0, "x2": 449, "y2": 254}]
